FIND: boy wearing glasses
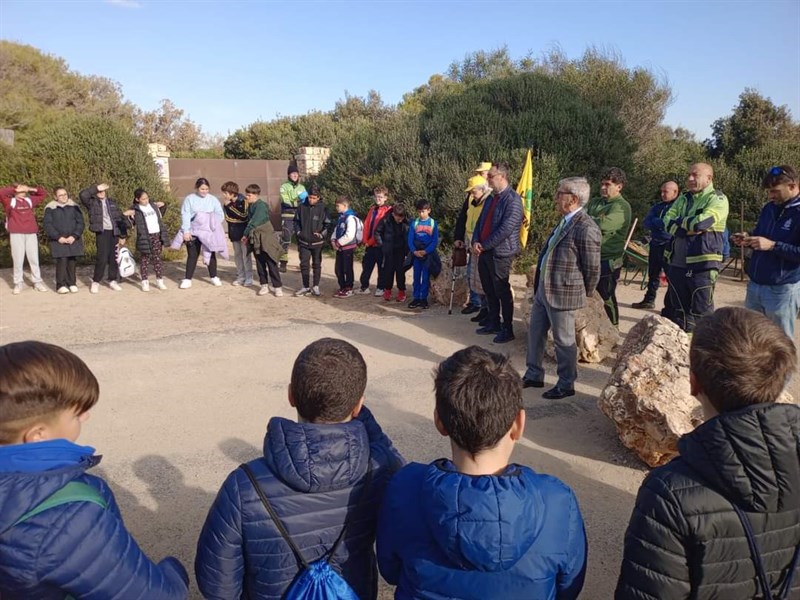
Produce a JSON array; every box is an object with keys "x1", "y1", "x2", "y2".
[{"x1": 733, "y1": 164, "x2": 800, "y2": 339}]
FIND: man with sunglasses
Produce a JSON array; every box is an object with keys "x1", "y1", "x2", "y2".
[
  {"x1": 733, "y1": 165, "x2": 800, "y2": 339},
  {"x1": 663, "y1": 163, "x2": 729, "y2": 332}
]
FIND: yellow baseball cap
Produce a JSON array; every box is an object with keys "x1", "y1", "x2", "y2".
[
  {"x1": 465, "y1": 175, "x2": 488, "y2": 192},
  {"x1": 474, "y1": 162, "x2": 492, "y2": 173}
]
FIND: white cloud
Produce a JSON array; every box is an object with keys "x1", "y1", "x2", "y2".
[{"x1": 106, "y1": 0, "x2": 142, "y2": 8}]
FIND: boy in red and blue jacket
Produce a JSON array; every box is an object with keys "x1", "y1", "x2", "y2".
[{"x1": 357, "y1": 186, "x2": 392, "y2": 296}]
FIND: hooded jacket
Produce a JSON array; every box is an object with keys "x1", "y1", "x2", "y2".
[
  {"x1": 0, "y1": 440, "x2": 189, "y2": 599},
  {"x1": 363, "y1": 204, "x2": 392, "y2": 248},
  {"x1": 375, "y1": 210, "x2": 409, "y2": 254},
  {"x1": 746, "y1": 195, "x2": 800, "y2": 286},
  {"x1": 78, "y1": 185, "x2": 128, "y2": 237},
  {"x1": 0, "y1": 186, "x2": 46, "y2": 234},
  {"x1": 377, "y1": 460, "x2": 587, "y2": 600},
  {"x1": 616, "y1": 403, "x2": 800, "y2": 599},
  {"x1": 43, "y1": 200, "x2": 85, "y2": 258},
  {"x1": 129, "y1": 202, "x2": 170, "y2": 255},
  {"x1": 294, "y1": 199, "x2": 331, "y2": 248},
  {"x1": 195, "y1": 406, "x2": 405, "y2": 600}
]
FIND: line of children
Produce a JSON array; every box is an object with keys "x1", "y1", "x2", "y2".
[
  {"x1": 42, "y1": 187, "x2": 85, "y2": 294},
  {"x1": 293, "y1": 184, "x2": 330, "y2": 296},
  {"x1": 331, "y1": 195, "x2": 360, "y2": 298},
  {"x1": 241, "y1": 184, "x2": 283, "y2": 297},
  {"x1": 375, "y1": 202, "x2": 409, "y2": 302},
  {"x1": 1, "y1": 183, "x2": 48, "y2": 294},
  {"x1": 407, "y1": 198, "x2": 440, "y2": 309},
  {"x1": 357, "y1": 186, "x2": 392, "y2": 296},
  {"x1": 126, "y1": 188, "x2": 170, "y2": 292},
  {"x1": 221, "y1": 181, "x2": 253, "y2": 287}
]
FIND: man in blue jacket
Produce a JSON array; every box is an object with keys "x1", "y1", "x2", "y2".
[
  {"x1": 632, "y1": 180, "x2": 680, "y2": 310},
  {"x1": 471, "y1": 163, "x2": 523, "y2": 344},
  {"x1": 734, "y1": 164, "x2": 800, "y2": 339},
  {"x1": 195, "y1": 338, "x2": 404, "y2": 600},
  {"x1": 378, "y1": 345, "x2": 587, "y2": 600}
]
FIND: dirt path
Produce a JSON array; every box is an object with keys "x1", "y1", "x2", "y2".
[{"x1": 1, "y1": 250, "x2": 795, "y2": 599}]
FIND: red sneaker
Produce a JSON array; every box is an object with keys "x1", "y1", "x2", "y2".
[
  {"x1": 396, "y1": 290, "x2": 406, "y2": 302},
  {"x1": 383, "y1": 289, "x2": 392, "y2": 301}
]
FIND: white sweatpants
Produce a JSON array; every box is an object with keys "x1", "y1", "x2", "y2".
[{"x1": 10, "y1": 233, "x2": 42, "y2": 284}]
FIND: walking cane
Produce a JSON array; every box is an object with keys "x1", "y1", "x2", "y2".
[{"x1": 448, "y1": 246, "x2": 467, "y2": 315}]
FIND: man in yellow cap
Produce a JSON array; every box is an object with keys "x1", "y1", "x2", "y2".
[{"x1": 454, "y1": 175, "x2": 491, "y2": 316}]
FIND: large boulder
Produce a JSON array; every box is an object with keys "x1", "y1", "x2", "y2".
[
  {"x1": 525, "y1": 265, "x2": 620, "y2": 363},
  {"x1": 429, "y1": 256, "x2": 468, "y2": 307},
  {"x1": 598, "y1": 314, "x2": 796, "y2": 467}
]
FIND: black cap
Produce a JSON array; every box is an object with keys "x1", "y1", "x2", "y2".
[{"x1": 287, "y1": 165, "x2": 299, "y2": 176}]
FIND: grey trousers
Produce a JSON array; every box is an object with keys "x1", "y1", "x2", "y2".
[
  {"x1": 10, "y1": 233, "x2": 43, "y2": 284},
  {"x1": 232, "y1": 240, "x2": 253, "y2": 283},
  {"x1": 524, "y1": 285, "x2": 577, "y2": 390}
]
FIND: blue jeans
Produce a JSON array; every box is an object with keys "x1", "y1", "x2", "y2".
[
  {"x1": 412, "y1": 257, "x2": 430, "y2": 300},
  {"x1": 745, "y1": 280, "x2": 800, "y2": 340}
]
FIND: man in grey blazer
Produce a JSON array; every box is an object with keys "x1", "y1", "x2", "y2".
[{"x1": 524, "y1": 177, "x2": 602, "y2": 399}]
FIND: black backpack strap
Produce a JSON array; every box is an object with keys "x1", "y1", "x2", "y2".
[
  {"x1": 732, "y1": 504, "x2": 800, "y2": 600},
  {"x1": 240, "y1": 463, "x2": 308, "y2": 570}
]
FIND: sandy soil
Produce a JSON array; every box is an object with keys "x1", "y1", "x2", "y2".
[{"x1": 1, "y1": 249, "x2": 796, "y2": 600}]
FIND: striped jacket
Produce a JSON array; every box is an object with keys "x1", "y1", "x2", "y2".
[
  {"x1": 664, "y1": 185, "x2": 729, "y2": 270},
  {"x1": 533, "y1": 209, "x2": 601, "y2": 311}
]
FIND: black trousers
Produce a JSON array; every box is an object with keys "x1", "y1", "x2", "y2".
[
  {"x1": 596, "y1": 259, "x2": 621, "y2": 326},
  {"x1": 644, "y1": 243, "x2": 668, "y2": 302},
  {"x1": 335, "y1": 249, "x2": 355, "y2": 290},
  {"x1": 93, "y1": 230, "x2": 119, "y2": 283},
  {"x1": 299, "y1": 245, "x2": 323, "y2": 287},
  {"x1": 360, "y1": 246, "x2": 384, "y2": 290},
  {"x1": 381, "y1": 249, "x2": 407, "y2": 291},
  {"x1": 664, "y1": 265, "x2": 717, "y2": 332},
  {"x1": 254, "y1": 250, "x2": 282, "y2": 287},
  {"x1": 56, "y1": 256, "x2": 77, "y2": 288},
  {"x1": 478, "y1": 251, "x2": 514, "y2": 331},
  {"x1": 185, "y1": 237, "x2": 217, "y2": 279}
]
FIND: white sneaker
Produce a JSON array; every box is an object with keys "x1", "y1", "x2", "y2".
[
  {"x1": 295, "y1": 287, "x2": 311, "y2": 296},
  {"x1": 155, "y1": 279, "x2": 167, "y2": 290},
  {"x1": 374, "y1": 288, "x2": 385, "y2": 297},
  {"x1": 273, "y1": 287, "x2": 284, "y2": 297},
  {"x1": 141, "y1": 280, "x2": 150, "y2": 292},
  {"x1": 33, "y1": 282, "x2": 48, "y2": 292},
  {"x1": 57, "y1": 286, "x2": 69, "y2": 294},
  {"x1": 258, "y1": 284, "x2": 270, "y2": 296},
  {"x1": 12, "y1": 283, "x2": 22, "y2": 295},
  {"x1": 68, "y1": 285, "x2": 79, "y2": 293},
  {"x1": 210, "y1": 277, "x2": 222, "y2": 287},
  {"x1": 109, "y1": 280, "x2": 122, "y2": 291},
  {"x1": 356, "y1": 287, "x2": 371, "y2": 295},
  {"x1": 312, "y1": 286, "x2": 321, "y2": 296},
  {"x1": 232, "y1": 280, "x2": 244, "y2": 286},
  {"x1": 244, "y1": 280, "x2": 254, "y2": 287},
  {"x1": 179, "y1": 279, "x2": 192, "y2": 289},
  {"x1": 90, "y1": 282, "x2": 100, "y2": 294}
]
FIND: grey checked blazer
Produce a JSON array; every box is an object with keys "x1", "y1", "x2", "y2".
[{"x1": 533, "y1": 209, "x2": 601, "y2": 310}]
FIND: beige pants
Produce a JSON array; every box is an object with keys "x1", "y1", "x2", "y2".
[{"x1": 10, "y1": 233, "x2": 42, "y2": 284}]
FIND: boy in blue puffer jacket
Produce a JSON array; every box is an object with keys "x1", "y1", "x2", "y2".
[
  {"x1": 0, "y1": 341, "x2": 189, "y2": 599},
  {"x1": 195, "y1": 337, "x2": 405, "y2": 600},
  {"x1": 377, "y1": 345, "x2": 587, "y2": 600}
]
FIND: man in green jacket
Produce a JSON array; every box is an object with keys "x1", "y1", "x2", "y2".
[
  {"x1": 586, "y1": 167, "x2": 632, "y2": 326},
  {"x1": 278, "y1": 165, "x2": 307, "y2": 273},
  {"x1": 662, "y1": 163, "x2": 729, "y2": 332}
]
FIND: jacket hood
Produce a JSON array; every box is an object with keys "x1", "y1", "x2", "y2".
[
  {"x1": 422, "y1": 460, "x2": 544, "y2": 572},
  {"x1": 679, "y1": 402, "x2": 800, "y2": 512},
  {"x1": 0, "y1": 440, "x2": 100, "y2": 531},
  {"x1": 264, "y1": 411, "x2": 373, "y2": 494},
  {"x1": 45, "y1": 199, "x2": 77, "y2": 210}
]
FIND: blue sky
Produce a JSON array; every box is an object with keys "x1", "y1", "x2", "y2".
[{"x1": 1, "y1": 0, "x2": 798, "y2": 142}]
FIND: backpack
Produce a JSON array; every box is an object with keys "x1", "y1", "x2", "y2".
[
  {"x1": 5, "y1": 481, "x2": 108, "y2": 600},
  {"x1": 115, "y1": 246, "x2": 136, "y2": 278},
  {"x1": 351, "y1": 214, "x2": 364, "y2": 245},
  {"x1": 240, "y1": 460, "x2": 373, "y2": 600}
]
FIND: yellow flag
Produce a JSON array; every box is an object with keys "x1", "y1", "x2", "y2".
[{"x1": 516, "y1": 149, "x2": 534, "y2": 248}]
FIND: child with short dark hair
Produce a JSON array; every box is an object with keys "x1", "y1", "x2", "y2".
[
  {"x1": 407, "y1": 198, "x2": 439, "y2": 309},
  {"x1": 331, "y1": 195, "x2": 360, "y2": 298},
  {"x1": 375, "y1": 202, "x2": 409, "y2": 302},
  {"x1": 378, "y1": 345, "x2": 587, "y2": 599},
  {"x1": 294, "y1": 185, "x2": 330, "y2": 297},
  {"x1": 242, "y1": 183, "x2": 283, "y2": 297},
  {"x1": 221, "y1": 181, "x2": 253, "y2": 286},
  {"x1": 196, "y1": 338, "x2": 404, "y2": 600},
  {"x1": 0, "y1": 341, "x2": 189, "y2": 598},
  {"x1": 617, "y1": 307, "x2": 800, "y2": 599}
]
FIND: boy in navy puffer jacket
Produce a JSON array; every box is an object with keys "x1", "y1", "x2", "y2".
[
  {"x1": 0, "y1": 341, "x2": 189, "y2": 599},
  {"x1": 377, "y1": 346, "x2": 587, "y2": 600},
  {"x1": 196, "y1": 338, "x2": 404, "y2": 600}
]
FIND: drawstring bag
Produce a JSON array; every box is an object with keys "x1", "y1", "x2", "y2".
[{"x1": 115, "y1": 246, "x2": 136, "y2": 278}]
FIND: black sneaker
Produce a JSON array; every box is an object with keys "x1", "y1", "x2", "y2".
[
  {"x1": 408, "y1": 299, "x2": 421, "y2": 309},
  {"x1": 632, "y1": 299, "x2": 656, "y2": 309},
  {"x1": 493, "y1": 329, "x2": 515, "y2": 344},
  {"x1": 476, "y1": 324, "x2": 501, "y2": 335},
  {"x1": 470, "y1": 308, "x2": 489, "y2": 323},
  {"x1": 461, "y1": 303, "x2": 479, "y2": 315},
  {"x1": 420, "y1": 300, "x2": 429, "y2": 309},
  {"x1": 279, "y1": 261, "x2": 288, "y2": 273}
]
